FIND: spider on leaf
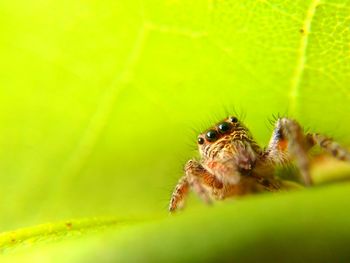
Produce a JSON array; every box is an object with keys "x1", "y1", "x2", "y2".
[{"x1": 169, "y1": 116, "x2": 350, "y2": 212}]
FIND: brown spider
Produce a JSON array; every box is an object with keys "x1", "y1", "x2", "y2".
[{"x1": 169, "y1": 116, "x2": 350, "y2": 212}]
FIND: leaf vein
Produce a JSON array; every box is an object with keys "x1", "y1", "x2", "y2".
[{"x1": 289, "y1": 0, "x2": 321, "y2": 113}]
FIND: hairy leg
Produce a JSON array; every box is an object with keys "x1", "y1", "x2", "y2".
[
  {"x1": 169, "y1": 159, "x2": 223, "y2": 212},
  {"x1": 169, "y1": 176, "x2": 189, "y2": 212},
  {"x1": 307, "y1": 133, "x2": 350, "y2": 161},
  {"x1": 265, "y1": 118, "x2": 313, "y2": 186}
]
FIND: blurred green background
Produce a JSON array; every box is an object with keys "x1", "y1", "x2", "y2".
[{"x1": 1, "y1": 0, "x2": 350, "y2": 261}]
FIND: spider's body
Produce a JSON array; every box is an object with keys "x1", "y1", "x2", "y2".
[{"x1": 169, "y1": 116, "x2": 350, "y2": 212}]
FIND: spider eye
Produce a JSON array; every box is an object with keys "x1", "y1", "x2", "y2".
[
  {"x1": 218, "y1": 122, "x2": 232, "y2": 133},
  {"x1": 229, "y1": 116, "x2": 238, "y2": 123},
  {"x1": 197, "y1": 137, "x2": 204, "y2": 145},
  {"x1": 205, "y1": 130, "x2": 218, "y2": 142}
]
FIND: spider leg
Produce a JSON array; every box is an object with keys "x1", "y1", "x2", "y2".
[
  {"x1": 169, "y1": 176, "x2": 189, "y2": 212},
  {"x1": 307, "y1": 133, "x2": 350, "y2": 161},
  {"x1": 169, "y1": 159, "x2": 223, "y2": 212},
  {"x1": 265, "y1": 118, "x2": 313, "y2": 186}
]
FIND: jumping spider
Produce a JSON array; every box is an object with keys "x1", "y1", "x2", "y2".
[{"x1": 169, "y1": 116, "x2": 350, "y2": 212}]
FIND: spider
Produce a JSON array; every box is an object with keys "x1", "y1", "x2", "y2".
[{"x1": 169, "y1": 116, "x2": 350, "y2": 212}]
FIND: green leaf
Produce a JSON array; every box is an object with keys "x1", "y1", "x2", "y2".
[
  {"x1": 2, "y1": 183, "x2": 350, "y2": 262},
  {"x1": 0, "y1": 0, "x2": 350, "y2": 261}
]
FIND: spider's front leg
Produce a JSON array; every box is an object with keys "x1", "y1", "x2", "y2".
[
  {"x1": 265, "y1": 118, "x2": 314, "y2": 186},
  {"x1": 169, "y1": 159, "x2": 223, "y2": 212},
  {"x1": 266, "y1": 117, "x2": 350, "y2": 186}
]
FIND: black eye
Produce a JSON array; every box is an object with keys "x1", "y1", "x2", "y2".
[
  {"x1": 229, "y1": 116, "x2": 238, "y2": 123},
  {"x1": 197, "y1": 137, "x2": 204, "y2": 145},
  {"x1": 218, "y1": 122, "x2": 232, "y2": 133},
  {"x1": 205, "y1": 130, "x2": 218, "y2": 142}
]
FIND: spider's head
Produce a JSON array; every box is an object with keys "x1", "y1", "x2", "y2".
[
  {"x1": 196, "y1": 116, "x2": 258, "y2": 184},
  {"x1": 197, "y1": 116, "x2": 247, "y2": 159}
]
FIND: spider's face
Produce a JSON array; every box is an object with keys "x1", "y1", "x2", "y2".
[{"x1": 197, "y1": 116, "x2": 245, "y2": 160}]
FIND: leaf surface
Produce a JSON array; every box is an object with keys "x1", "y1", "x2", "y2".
[{"x1": 0, "y1": 0, "x2": 350, "y2": 261}]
